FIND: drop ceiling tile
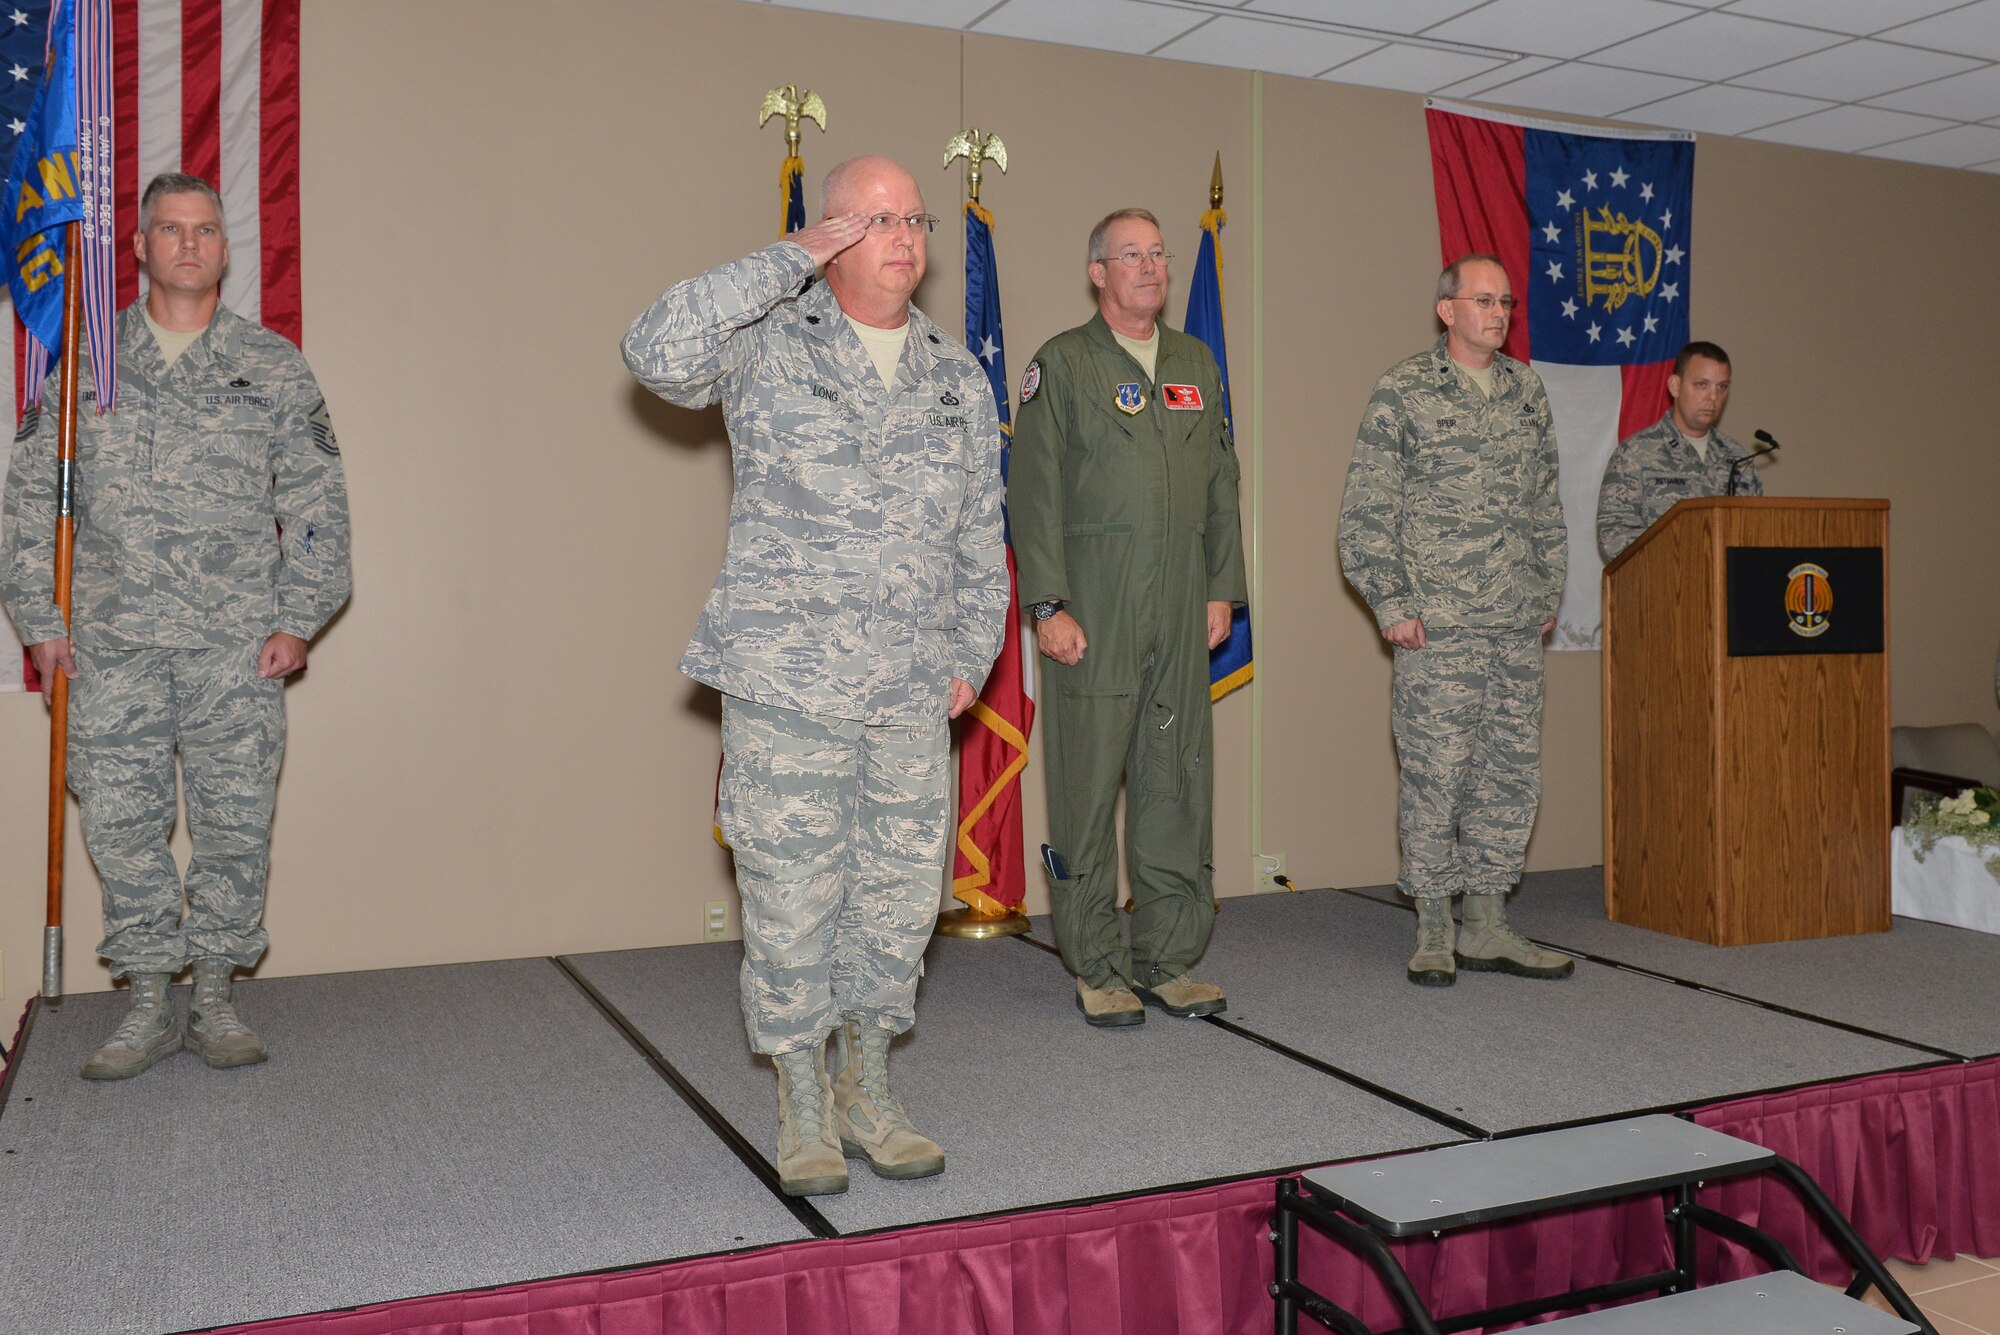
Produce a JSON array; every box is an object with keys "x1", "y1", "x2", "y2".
[
  {"x1": 1619, "y1": 83, "x2": 1833, "y2": 134},
  {"x1": 747, "y1": 0, "x2": 994, "y2": 26},
  {"x1": 1426, "y1": 0, "x2": 1693, "y2": 60},
  {"x1": 1434, "y1": 53, "x2": 1561, "y2": 97},
  {"x1": 1319, "y1": 41, "x2": 1507, "y2": 91},
  {"x1": 1732, "y1": 38, "x2": 1983, "y2": 100},
  {"x1": 1468, "y1": 61, "x2": 1701, "y2": 118},
  {"x1": 970, "y1": 0, "x2": 1209, "y2": 55},
  {"x1": 1743, "y1": 103, "x2": 1955, "y2": 151},
  {"x1": 1719, "y1": 0, "x2": 1970, "y2": 37},
  {"x1": 1151, "y1": 15, "x2": 1383, "y2": 76},
  {"x1": 1870, "y1": 62, "x2": 2000, "y2": 120},
  {"x1": 1879, "y1": 0, "x2": 2000, "y2": 60},
  {"x1": 1590, "y1": 11, "x2": 1844, "y2": 80},
  {"x1": 1238, "y1": 0, "x2": 1492, "y2": 37},
  {"x1": 1967, "y1": 157, "x2": 2000, "y2": 171},
  {"x1": 1861, "y1": 121, "x2": 2000, "y2": 165}
]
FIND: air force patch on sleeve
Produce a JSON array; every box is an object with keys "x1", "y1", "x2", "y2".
[
  {"x1": 309, "y1": 399, "x2": 340, "y2": 456},
  {"x1": 1019, "y1": 360, "x2": 1042, "y2": 405}
]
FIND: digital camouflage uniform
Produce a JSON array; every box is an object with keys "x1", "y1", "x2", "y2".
[
  {"x1": 1007, "y1": 313, "x2": 1247, "y2": 991},
  {"x1": 0, "y1": 304, "x2": 350, "y2": 976},
  {"x1": 1338, "y1": 337, "x2": 1565, "y2": 901},
  {"x1": 1596, "y1": 411, "x2": 1762, "y2": 560},
  {"x1": 622, "y1": 240, "x2": 1008, "y2": 1056}
]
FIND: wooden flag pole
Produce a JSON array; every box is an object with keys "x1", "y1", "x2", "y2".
[{"x1": 42, "y1": 219, "x2": 84, "y2": 1001}]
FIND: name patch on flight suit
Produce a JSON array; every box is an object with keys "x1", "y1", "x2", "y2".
[
  {"x1": 1115, "y1": 383, "x2": 1145, "y2": 415},
  {"x1": 1161, "y1": 384, "x2": 1203, "y2": 410}
]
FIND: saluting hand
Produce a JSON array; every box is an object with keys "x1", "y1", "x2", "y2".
[
  {"x1": 792, "y1": 212, "x2": 871, "y2": 268},
  {"x1": 1036, "y1": 611, "x2": 1087, "y2": 666}
]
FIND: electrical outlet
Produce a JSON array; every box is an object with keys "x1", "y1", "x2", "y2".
[
  {"x1": 1253, "y1": 853, "x2": 1289, "y2": 894},
  {"x1": 703, "y1": 901, "x2": 729, "y2": 942}
]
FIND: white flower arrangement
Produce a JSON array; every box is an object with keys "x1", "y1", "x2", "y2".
[{"x1": 1906, "y1": 784, "x2": 2000, "y2": 884}]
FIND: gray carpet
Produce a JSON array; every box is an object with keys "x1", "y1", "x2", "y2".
[
  {"x1": 0, "y1": 958, "x2": 807, "y2": 1335},
  {"x1": 1497, "y1": 866, "x2": 2000, "y2": 1059},
  {"x1": 1180, "y1": 887, "x2": 1937, "y2": 1134},
  {"x1": 565, "y1": 932, "x2": 1463, "y2": 1234}
]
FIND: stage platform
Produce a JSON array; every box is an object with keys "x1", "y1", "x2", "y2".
[{"x1": 0, "y1": 870, "x2": 1991, "y2": 1333}]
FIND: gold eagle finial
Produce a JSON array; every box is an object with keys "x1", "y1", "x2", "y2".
[
  {"x1": 758, "y1": 84, "x2": 827, "y2": 157},
  {"x1": 944, "y1": 128, "x2": 1008, "y2": 204}
]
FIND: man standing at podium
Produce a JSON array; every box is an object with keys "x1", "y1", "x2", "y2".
[
  {"x1": 1338, "y1": 255, "x2": 1574, "y2": 988},
  {"x1": 1597, "y1": 341, "x2": 1761, "y2": 560}
]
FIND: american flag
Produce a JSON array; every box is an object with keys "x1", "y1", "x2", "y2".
[{"x1": 0, "y1": 0, "x2": 300, "y2": 692}]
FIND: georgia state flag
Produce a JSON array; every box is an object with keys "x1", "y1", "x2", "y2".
[{"x1": 1427, "y1": 99, "x2": 1694, "y2": 649}]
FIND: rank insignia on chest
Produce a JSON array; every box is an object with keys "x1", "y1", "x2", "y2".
[
  {"x1": 1115, "y1": 383, "x2": 1146, "y2": 415},
  {"x1": 1161, "y1": 384, "x2": 1203, "y2": 411}
]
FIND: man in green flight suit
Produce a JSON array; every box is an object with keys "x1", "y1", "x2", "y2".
[{"x1": 1009, "y1": 208, "x2": 1248, "y2": 1027}]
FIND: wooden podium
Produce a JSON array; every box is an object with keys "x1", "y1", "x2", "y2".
[{"x1": 1601, "y1": 498, "x2": 1891, "y2": 945}]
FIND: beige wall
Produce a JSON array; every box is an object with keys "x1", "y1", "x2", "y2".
[{"x1": 3, "y1": 0, "x2": 1996, "y2": 1028}]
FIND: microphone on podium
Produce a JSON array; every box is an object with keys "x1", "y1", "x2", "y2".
[{"x1": 1728, "y1": 430, "x2": 1781, "y2": 496}]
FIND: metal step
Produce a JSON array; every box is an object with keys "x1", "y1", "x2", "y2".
[
  {"x1": 1301, "y1": 1114, "x2": 1772, "y2": 1235},
  {"x1": 1532, "y1": 1271, "x2": 1918, "y2": 1334}
]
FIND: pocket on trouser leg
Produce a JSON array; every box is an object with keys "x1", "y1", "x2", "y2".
[{"x1": 1141, "y1": 700, "x2": 1184, "y2": 798}]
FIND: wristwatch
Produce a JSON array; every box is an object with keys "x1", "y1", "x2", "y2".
[{"x1": 1030, "y1": 600, "x2": 1066, "y2": 621}]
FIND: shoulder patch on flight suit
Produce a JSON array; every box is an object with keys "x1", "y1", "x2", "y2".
[
  {"x1": 1115, "y1": 383, "x2": 1145, "y2": 415},
  {"x1": 1019, "y1": 360, "x2": 1041, "y2": 404}
]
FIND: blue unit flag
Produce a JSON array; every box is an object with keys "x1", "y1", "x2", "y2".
[
  {"x1": 4, "y1": 0, "x2": 80, "y2": 360},
  {"x1": 1184, "y1": 205, "x2": 1251, "y2": 701}
]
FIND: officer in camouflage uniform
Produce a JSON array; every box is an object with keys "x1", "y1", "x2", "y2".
[
  {"x1": 1, "y1": 173, "x2": 350, "y2": 1078},
  {"x1": 1597, "y1": 340, "x2": 1761, "y2": 560},
  {"x1": 1009, "y1": 208, "x2": 1247, "y2": 1028},
  {"x1": 1338, "y1": 255, "x2": 1573, "y2": 988},
  {"x1": 622, "y1": 156, "x2": 1007, "y2": 1197}
]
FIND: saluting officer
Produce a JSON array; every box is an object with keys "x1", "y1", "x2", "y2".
[{"x1": 622, "y1": 156, "x2": 1008, "y2": 1197}]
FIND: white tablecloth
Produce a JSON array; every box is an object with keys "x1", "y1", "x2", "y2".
[{"x1": 1892, "y1": 826, "x2": 2000, "y2": 934}]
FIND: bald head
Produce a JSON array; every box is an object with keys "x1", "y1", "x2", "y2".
[{"x1": 821, "y1": 155, "x2": 919, "y2": 218}]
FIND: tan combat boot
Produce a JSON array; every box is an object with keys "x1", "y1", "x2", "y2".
[
  {"x1": 830, "y1": 1019, "x2": 944, "y2": 1181},
  {"x1": 1133, "y1": 971, "x2": 1227, "y2": 1018},
  {"x1": 1075, "y1": 977, "x2": 1145, "y2": 1027},
  {"x1": 773, "y1": 1045, "x2": 848, "y2": 1196},
  {"x1": 186, "y1": 958, "x2": 270, "y2": 1068},
  {"x1": 1407, "y1": 896, "x2": 1456, "y2": 987},
  {"x1": 1457, "y1": 894, "x2": 1575, "y2": 979},
  {"x1": 80, "y1": 972, "x2": 182, "y2": 1079}
]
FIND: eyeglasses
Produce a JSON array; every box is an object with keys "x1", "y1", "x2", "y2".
[
  {"x1": 862, "y1": 212, "x2": 939, "y2": 235},
  {"x1": 1099, "y1": 249, "x2": 1172, "y2": 268},
  {"x1": 1448, "y1": 294, "x2": 1517, "y2": 312}
]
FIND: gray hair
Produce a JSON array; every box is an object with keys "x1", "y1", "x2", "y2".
[
  {"x1": 1436, "y1": 253, "x2": 1503, "y2": 304},
  {"x1": 139, "y1": 172, "x2": 225, "y2": 234},
  {"x1": 1087, "y1": 208, "x2": 1161, "y2": 265}
]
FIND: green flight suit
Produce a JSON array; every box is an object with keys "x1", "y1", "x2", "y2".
[{"x1": 1008, "y1": 313, "x2": 1247, "y2": 991}]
